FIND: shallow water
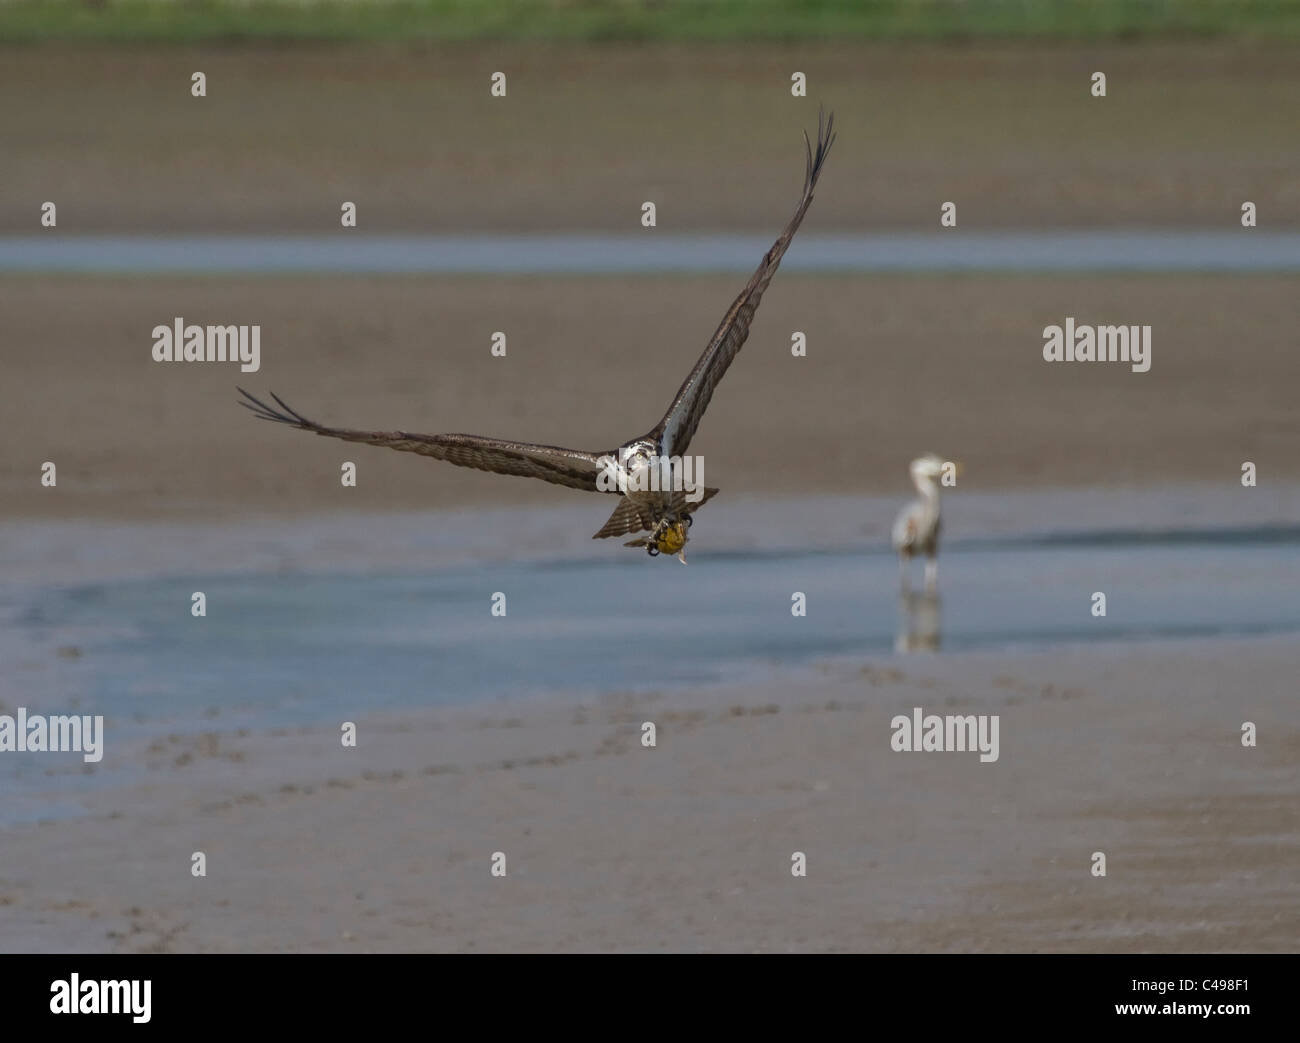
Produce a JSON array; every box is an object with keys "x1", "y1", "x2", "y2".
[
  {"x1": 5, "y1": 231, "x2": 1300, "y2": 274},
  {"x1": 5, "y1": 527, "x2": 1298, "y2": 739}
]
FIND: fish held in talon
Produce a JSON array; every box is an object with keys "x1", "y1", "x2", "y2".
[
  {"x1": 624, "y1": 518, "x2": 691, "y2": 564},
  {"x1": 239, "y1": 109, "x2": 836, "y2": 561}
]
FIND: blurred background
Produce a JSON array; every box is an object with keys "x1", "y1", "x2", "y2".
[
  {"x1": 3, "y1": 1, "x2": 1300, "y2": 520},
  {"x1": 4, "y1": 0, "x2": 1300, "y2": 737},
  {"x1": 1, "y1": 0, "x2": 1298, "y2": 953}
]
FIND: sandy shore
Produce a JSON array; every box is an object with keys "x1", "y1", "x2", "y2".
[
  {"x1": 4, "y1": 273, "x2": 1299, "y2": 520},
  {"x1": 3, "y1": 42, "x2": 1298, "y2": 234},
  {"x1": 2, "y1": 633, "x2": 1294, "y2": 953},
  {"x1": 3, "y1": 484, "x2": 1300, "y2": 588},
  {"x1": 4, "y1": 37, "x2": 1296, "y2": 955}
]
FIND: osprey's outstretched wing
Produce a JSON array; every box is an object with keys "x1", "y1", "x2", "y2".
[
  {"x1": 238, "y1": 389, "x2": 614, "y2": 494},
  {"x1": 649, "y1": 108, "x2": 835, "y2": 458}
]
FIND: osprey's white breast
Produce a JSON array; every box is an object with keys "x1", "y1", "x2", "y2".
[{"x1": 612, "y1": 441, "x2": 671, "y2": 504}]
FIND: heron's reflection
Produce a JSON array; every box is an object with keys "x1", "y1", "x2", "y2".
[{"x1": 895, "y1": 589, "x2": 942, "y2": 653}]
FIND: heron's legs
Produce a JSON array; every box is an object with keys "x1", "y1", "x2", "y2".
[
  {"x1": 898, "y1": 554, "x2": 910, "y2": 592},
  {"x1": 924, "y1": 556, "x2": 938, "y2": 593}
]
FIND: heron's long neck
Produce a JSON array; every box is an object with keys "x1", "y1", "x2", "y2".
[{"x1": 913, "y1": 473, "x2": 941, "y2": 505}]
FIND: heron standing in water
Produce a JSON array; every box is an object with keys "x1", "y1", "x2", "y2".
[{"x1": 892, "y1": 454, "x2": 959, "y2": 592}]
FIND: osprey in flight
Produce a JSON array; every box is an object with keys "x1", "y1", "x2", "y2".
[{"x1": 241, "y1": 110, "x2": 835, "y2": 562}]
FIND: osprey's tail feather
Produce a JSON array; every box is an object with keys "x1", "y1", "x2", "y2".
[{"x1": 591, "y1": 488, "x2": 720, "y2": 540}]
